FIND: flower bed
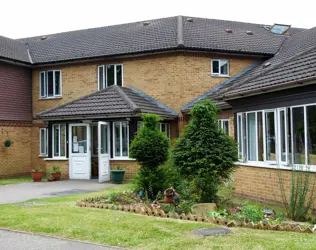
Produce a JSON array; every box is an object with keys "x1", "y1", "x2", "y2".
[{"x1": 76, "y1": 192, "x2": 315, "y2": 234}]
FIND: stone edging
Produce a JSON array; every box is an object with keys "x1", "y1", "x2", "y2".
[{"x1": 76, "y1": 201, "x2": 315, "y2": 234}]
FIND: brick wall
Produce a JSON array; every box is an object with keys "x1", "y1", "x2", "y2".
[
  {"x1": 46, "y1": 160, "x2": 69, "y2": 179},
  {"x1": 110, "y1": 160, "x2": 140, "y2": 180},
  {"x1": 0, "y1": 125, "x2": 32, "y2": 177},
  {"x1": 234, "y1": 165, "x2": 316, "y2": 208}
]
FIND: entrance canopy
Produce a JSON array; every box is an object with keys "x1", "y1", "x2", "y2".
[{"x1": 37, "y1": 85, "x2": 177, "y2": 120}]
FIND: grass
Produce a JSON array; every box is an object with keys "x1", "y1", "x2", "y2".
[
  {"x1": 0, "y1": 184, "x2": 315, "y2": 250},
  {"x1": 0, "y1": 176, "x2": 32, "y2": 185}
]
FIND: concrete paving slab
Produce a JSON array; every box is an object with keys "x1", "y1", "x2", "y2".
[{"x1": 0, "y1": 180, "x2": 116, "y2": 204}]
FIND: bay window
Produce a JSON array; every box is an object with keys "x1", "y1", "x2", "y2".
[
  {"x1": 52, "y1": 124, "x2": 66, "y2": 158},
  {"x1": 113, "y1": 121, "x2": 129, "y2": 158},
  {"x1": 98, "y1": 64, "x2": 123, "y2": 90},
  {"x1": 237, "y1": 103, "x2": 316, "y2": 167},
  {"x1": 40, "y1": 70, "x2": 62, "y2": 98}
]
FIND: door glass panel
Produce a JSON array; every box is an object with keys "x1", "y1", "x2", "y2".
[
  {"x1": 72, "y1": 126, "x2": 87, "y2": 153},
  {"x1": 257, "y1": 112, "x2": 264, "y2": 161},
  {"x1": 115, "y1": 123, "x2": 121, "y2": 157},
  {"x1": 100, "y1": 124, "x2": 108, "y2": 154},
  {"x1": 265, "y1": 111, "x2": 276, "y2": 161},
  {"x1": 292, "y1": 107, "x2": 305, "y2": 164},
  {"x1": 279, "y1": 110, "x2": 286, "y2": 162},
  {"x1": 247, "y1": 113, "x2": 256, "y2": 161},
  {"x1": 122, "y1": 122, "x2": 128, "y2": 157},
  {"x1": 92, "y1": 125, "x2": 98, "y2": 156},
  {"x1": 107, "y1": 65, "x2": 115, "y2": 87},
  {"x1": 307, "y1": 105, "x2": 316, "y2": 165}
]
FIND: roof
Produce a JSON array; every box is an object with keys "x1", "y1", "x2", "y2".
[
  {"x1": 12, "y1": 16, "x2": 304, "y2": 64},
  {"x1": 217, "y1": 26, "x2": 316, "y2": 99},
  {"x1": 37, "y1": 85, "x2": 177, "y2": 120},
  {"x1": 0, "y1": 36, "x2": 30, "y2": 63}
]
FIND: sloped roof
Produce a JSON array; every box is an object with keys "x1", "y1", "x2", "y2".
[
  {"x1": 217, "y1": 27, "x2": 316, "y2": 99},
  {"x1": 0, "y1": 36, "x2": 30, "y2": 63},
  {"x1": 38, "y1": 85, "x2": 177, "y2": 120},
  {"x1": 16, "y1": 16, "x2": 304, "y2": 64}
]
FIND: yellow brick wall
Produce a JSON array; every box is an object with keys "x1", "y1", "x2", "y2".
[
  {"x1": 46, "y1": 160, "x2": 69, "y2": 179},
  {"x1": 234, "y1": 166, "x2": 316, "y2": 208},
  {"x1": 110, "y1": 160, "x2": 140, "y2": 180},
  {"x1": 0, "y1": 125, "x2": 32, "y2": 177}
]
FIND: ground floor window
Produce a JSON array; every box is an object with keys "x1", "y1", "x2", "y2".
[
  {"x1": 39, "y1": 128, "x2": 48, "y2": 156},
  {"x1": 160, "y1": 123, "x2": 170, "y2": 138},
  {"x1": 53, "y1": 124, "x2": 66, "y2": 158},
  {"x1": 237, "y1": 103, "x2": 316, "y2": 167},
  {"x1": 218, "y1": 119, "x2": 229, "y2": 135},
  {"x1": 113, "y1": 121, "x2": 129, "y2": 158}
]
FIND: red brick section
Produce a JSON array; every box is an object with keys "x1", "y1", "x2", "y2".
[{"x1": 0, "y1": 62, "x2": 32, "y2": 122}]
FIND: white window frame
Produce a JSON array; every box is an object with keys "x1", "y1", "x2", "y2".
[
  {"x1": 39, "y1": 128, "x2": 48, "y2": 156},
  {"x1": 160, "y1": 123, "x2": 171, "y2": 138},
  {"x1": 52, "y1": 124, "x2": 67, "y2": 159},
  {"x1": 112, "y1": 121, "x2": 129, "y2": 159},
  {"x1": 211, "y1": 59, "x2": 229, "y2": 77},
  {"x1": 237, "y1": 113, "x2": 244, "y2": 161},
  {"x1": 277, "y1": 108, "x2": 289, "y2": 165},
  {"x1": 39, "y1": 70, "x2": 62, "y2": 99},
  {"x1": 98, "y1": 64, "x2": 124, "y2": 90},
  {"x1": 263, "y1": 110, "x2": 277, "y2": 164},
  {"x1": 218, "y1": 119, "x2": 230, "y2": 135},
  {"x1": 246, "y1": 112, "x2": 259, "y2": 162}
]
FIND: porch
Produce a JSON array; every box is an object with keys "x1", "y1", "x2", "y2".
[{"x1": 37, "y1": 85, "x2": 178, "y2": 183}]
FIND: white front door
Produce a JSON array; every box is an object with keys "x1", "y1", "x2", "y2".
[
  {"x1": 69, "y1": 124, "x2": 91, "y2": 179},
  {"x1": 98, "y1": 122, "x2": 110, "y2": 183}
]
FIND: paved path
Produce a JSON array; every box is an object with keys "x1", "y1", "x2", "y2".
[
  {"x1": 0, "y1": 180, "x2": 115, "y2": 204},
  {"x1": 0, "y1": 229, "x2": 124, "y2": 250}
]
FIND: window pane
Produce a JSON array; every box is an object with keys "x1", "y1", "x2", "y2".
[
  {"x1": 71, "y1": 126, "x2": 87, "y2": 153},
  {"x1": 280, "y1": 110, "x2": 286, "y2": 162},
  {"x1": 115, "y1": 122, "x2": 121, "y2": 157},
  {"x1": 40, "y1": 129, "x2": 46, "y2": 155},
  {"x1": 122, "y1": 122, "x2": 128, "y2": 157},
  {"x1": 107, "y1": 65, "x2": 115, "y2": 87},
  {"x1": 100, "y1": 124, "x2": 108, "y2": 154},
  {"x1": 257, "y1": 112, "x2": 264, "y2": 161},
  {"x1": 292, "y1": 107, "x2": 305, "y2": 164},
  {"x1": 161, "y1": 123, "x2": 166, "y2": 133},
  {"x1": 307, "y1": 106, "x2": 316, "y2": 165},
  {"x1": 288, "y1": 108, "x2": 292, "y2": 165},
  {"x1": 265, "y1": 111, "x2": 276, "y2": 161},
  {"x1": 116, "y1": 65, "x2": 122, "y2": 86},
  {"x1": 54, "y1": 71, "x2": 61, "y2": 95},
  {"x1": 247, "y1": 113, "x2": 256, "y2": 161},
  {"x1": 40, "y1": 72, "x2": 46, "y2": 97},
  {"x1": 220, "y1": 60, "x2": 228, "y2": 75},
  {"x1": 98, "y1": 66, "x2": 104, "y2": 90},
  {"x1": 237, "y1": 115, "x2": 243, "y2": 159},
  {"x1": 60, "y1": 125, "x2": 66, "y2": 157},
  {"x1": 223, "y1": 121, "x2": 229, "y2": 135},
  {"x1": 212, "y1": 60, "x2": 219, "y2": 74},
  {"x1": 53, "y1": 125, "x2": 60, "y2": 157},
  {"x1": 47, "y1": 71, "x2": 54, "y2": 96}
]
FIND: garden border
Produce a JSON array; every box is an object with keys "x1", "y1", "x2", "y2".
[{"x1": 76, "y1": 198, "x2": 315, "y2": 234}]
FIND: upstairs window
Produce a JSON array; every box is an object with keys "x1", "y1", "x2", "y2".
[
  {"x1": 40, "y1": 70, "x2": 62, "y2": 98},
  {"x1": 98, "y1": 64, "x2": 123, "y2": 90},
  {"x1": 211, "y1": 59, "x2": 229, "y2": 77},
  {"x1": 218, "y1": 119, "x2": 230, "y2": 135}
]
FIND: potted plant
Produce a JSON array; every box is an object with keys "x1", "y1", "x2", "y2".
[
  {"x1": 51, "y1": 166, "x2": 62, "y2": 181},
  {"x1": 110, "y1": 167, "x2": 126, "y2": 184},
  {"x1": 31, "y1": 167, "x2": 43, "y2": 182},
  {"x1": 47, "y1": 173, "x2": 54, "y2": 182}
]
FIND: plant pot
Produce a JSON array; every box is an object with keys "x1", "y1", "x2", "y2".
[
  {"x1": 31, "y1": 172, "x2": 43, "y2": 182},
  {"x1": 51, "y1": 172, "x2": 61, "y2": 181},
  {"x1": 164, "y1": 194, "x2": 174, "y2": 204},
  {"x1": 111, "y1": 170, "x2": 126, "y2": 184}
]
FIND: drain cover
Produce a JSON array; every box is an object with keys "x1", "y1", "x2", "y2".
[{"x1": 192, "y1": 228, "x2": 231, "y2": 236}]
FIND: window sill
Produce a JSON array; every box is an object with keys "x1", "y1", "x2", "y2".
[
  {"x1": 110, "y1": 158, "x2": 136, "y2": 161},
  {"x1": 39, "y1": 155, "x2": 48, "y2": 158},
  {"x1": 44, "y1": 157, "x2": 68, "y2": 161},
  {"x1": 211, "y1": 74, "x2": 230, "y2": 78},
  {"x1": 237, "y1": 161, "x2": 316, "y2": 172},
  {"x1": 39, "y1": 96, "x2": 62, "y2": 100}
]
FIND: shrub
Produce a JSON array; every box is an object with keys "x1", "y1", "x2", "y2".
[
  {"x1": 230, "y1": 205, "x2": 263, "y2": 223},
  {"x1": 173, "y1": 99, "x2": 238, "y2": 203},
  {"x1": 130, "y1": 114, "x2": 170, "y2": 199}
]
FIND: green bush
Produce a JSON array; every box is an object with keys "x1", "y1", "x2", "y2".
[
  {"x1": 130, "y1": 114, "x2": 170, "y2": 199},
  {"x1": 230, "y1": 205, "x2": 264, "y2": 223},
  {"x1": 173, "y1": 99, "x2": 238, "y2": 203}
]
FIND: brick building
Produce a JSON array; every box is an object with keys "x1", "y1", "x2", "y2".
[{"x1": 0, "y1": 16, "x2": 315, "y2": 206}]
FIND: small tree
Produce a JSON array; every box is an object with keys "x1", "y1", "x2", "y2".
[
  {"x1": 173, "y1": 99, "x2": 238, "y2": 203},
  {"x1": 130, "y1": 114, "x2": 170, "y2": 199}
]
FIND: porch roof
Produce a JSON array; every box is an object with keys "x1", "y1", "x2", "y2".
[{"x1": 37, "y1": 85, "x2": 178, "y2": 120}]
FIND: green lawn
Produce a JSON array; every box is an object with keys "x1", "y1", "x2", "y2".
[
  {"x1": 0, "y1": 184, "x2": 315, "y2": 250},
  {"x1": 0, "y1": 176, "x2": 32, "y2": 185}
]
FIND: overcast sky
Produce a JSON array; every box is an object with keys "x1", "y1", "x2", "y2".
[{"x1": 1, "y1": 0, "x2": 313, "y2": 39}]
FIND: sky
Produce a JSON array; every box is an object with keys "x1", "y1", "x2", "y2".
[{"x1": 1, "y1": 0, "x2": 314, "y2": 39}]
